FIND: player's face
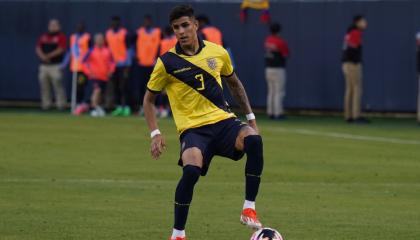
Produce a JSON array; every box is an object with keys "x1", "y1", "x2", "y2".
[
  {"x1": 48, "y1": 19, "x2": 60, "y2": 33},
  {"x1": 94, "y1": 34, "x2": 104, "y2": 47},
  {"x1": 171, "y1": 16, "x2": 198, "y2": 47},
  {"x1": 357, "y1": 19, "x2": 368, "y2": 30}
]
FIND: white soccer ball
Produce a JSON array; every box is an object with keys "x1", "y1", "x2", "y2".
[{"x1": 250, "y1": 227, "x2": 283, "y2": 240}]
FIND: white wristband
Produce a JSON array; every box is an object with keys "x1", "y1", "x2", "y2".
[
  {"x1": 150, "y1": 129, "x2": 161, "y2": 138},
  {"x1": 246, "y1": 113, "x2": 256, "y2": 121}
]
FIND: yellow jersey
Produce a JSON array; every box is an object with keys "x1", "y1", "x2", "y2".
[{"x1": 147, "y1": 39, "x2": 236, "y2": 134}]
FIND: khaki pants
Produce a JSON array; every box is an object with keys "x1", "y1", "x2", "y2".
[
  {"x1": 38, "y1": 64, "x2": 66, "y2": 110},
  {"x1": 342, "y1": 63, "x2": 362, "y2": 120},
  {"x1": 418, "y1": 76, "x2": 420, "y2": 122},
  {"x1": 265, "y1": 67, "x2": 286, "y2": 116}
]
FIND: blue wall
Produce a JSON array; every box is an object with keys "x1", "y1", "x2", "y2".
[{"x1": 0, "y1": 0, "x2": 419, "y2": 112}]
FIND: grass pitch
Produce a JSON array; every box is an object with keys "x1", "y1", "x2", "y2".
[{"x1": 0, "y1": 111, "x2": 419, "y2": 239}]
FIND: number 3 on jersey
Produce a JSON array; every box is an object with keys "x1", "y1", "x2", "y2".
[{"x1": 195, "y1": 74, "x2": 205, "y2": 90}]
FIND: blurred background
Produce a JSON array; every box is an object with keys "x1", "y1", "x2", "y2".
[{"x1": 0, "y1": 0, "x2": 419, "y2": 114}]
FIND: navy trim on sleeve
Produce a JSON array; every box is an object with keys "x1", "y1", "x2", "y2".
[
  {"x1": 221, "y1": 70, "x2": 235, "y2": 78},
  {"x1": 146, "y1": 87, "x2": 161, "y2": 94}
]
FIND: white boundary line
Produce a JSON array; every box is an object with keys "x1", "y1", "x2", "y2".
[
  {"x1": 272, "y1": 127, "x2": 420, "y2": 145},
  {"x1": 1, "y1": 178, "x2": 419, "y2": 187}
]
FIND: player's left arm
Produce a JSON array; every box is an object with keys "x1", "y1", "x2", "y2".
[{"x1": 224, "y1": 73, "x2": 259, "y2": 133}]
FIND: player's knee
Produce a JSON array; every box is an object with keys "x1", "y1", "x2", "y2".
[
  {"x1": 244, "y1": 135, "x2": 264, "y2": 175},
  {"x1": 182, "y1": 147, "x2": 203, "y2": 168},
  {"x1": 182, "y1": 165, "x2": 202, "y2": 184},
  {"x1": 244, "y1": 135, "x2": 263, "y2": 154}
]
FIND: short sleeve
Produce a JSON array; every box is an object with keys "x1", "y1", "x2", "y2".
[
  {"x1": 220, "y1": 49, "x2": 234, "y2": 77},
  {"x1": 147, "y1": 58, "x2": 168, "y2": 93},
  {"x1": 346, "y1": 30, "x2": 362, "y2": 48}
]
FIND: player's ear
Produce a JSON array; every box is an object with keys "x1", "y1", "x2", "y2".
[{"x1": 192, "y1": 17, "x2": 199, "y2": 30}]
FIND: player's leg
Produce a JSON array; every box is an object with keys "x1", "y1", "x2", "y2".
[
  {"x1": 111, "y1": 68, "x2": 123, "y2": 116},
  {"x1": 343, "y1": 63, "x2": 353, "y2": 121},
  {"x1": 90, "y1": 84, "x2": 100, "y2": 108},
  {"x1": 417, "y1": 75, "x2": 420, "y2": 123},
  {"x1": 50, "y1": 64, "x2": 66, "y2": 110},
  {"x1": 120, "y1": 67, "x2": 131, "y2": 116},
  {"x1": 171, "y1": 147, "x2": 203, "y2": 240},
  {"x1": 278, "y1": 68, "x2": 286, "y2": 117},
  {"x1": 235, "y1": 126, "x2": 264, "y2": 229},
  {"x1": 353, "y1": 64, "x2": 362, "y2": 120},
  {"x1": 265, "y1": 68, "x2": 274, "y2": 118},
  {"x1": 38, "y1": 65, "x2": 52, "y2": 110},
  {"x1": 76, "y1": 72, "x2": 87, "y2": 104}
]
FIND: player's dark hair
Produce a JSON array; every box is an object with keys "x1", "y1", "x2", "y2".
[
  {"x1": 348, "y1": 14, "x2": 365, "y2": 32},
  {"x1": 196, "y1": 15, "x2": 210, "y2": 25},
  {"x1": 169, "y1": 4, "x2": 195, "y2": 23},
  {"x1": 269, "y1": 22, "x2": 282, "y2": 34},
  {"x1": 353, "y1": 14, "x2": 365, "y2": 24}
]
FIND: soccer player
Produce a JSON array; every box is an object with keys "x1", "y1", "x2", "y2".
[{"x1": 143, "y1": 5, "x2": 264, "y2": 240}]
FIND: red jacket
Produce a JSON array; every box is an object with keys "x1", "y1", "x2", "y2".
[{"x1": 83, "y1": 46, "x2": 115, "y2": 81}]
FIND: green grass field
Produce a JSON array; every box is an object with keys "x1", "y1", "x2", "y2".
[{"x1": 1, "y1": 111, "x2": 419, "y2": 239}]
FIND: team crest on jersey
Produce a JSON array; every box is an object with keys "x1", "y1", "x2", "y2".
[{"x1": 207, "y1": 58, "x2": 217, "y2": 70}]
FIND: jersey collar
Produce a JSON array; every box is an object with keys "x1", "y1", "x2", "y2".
[{"x1": 175, "y1": 37, "x2": 205, "y2": 56}]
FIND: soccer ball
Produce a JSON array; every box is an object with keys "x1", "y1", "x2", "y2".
[{"x1": 250, "y1": 227, "x2": 283, "y2": 240}]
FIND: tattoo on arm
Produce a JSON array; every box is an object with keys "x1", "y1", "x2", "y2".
[{"x1": 224, "y1": 74, "x2": 253, "y2": 114}]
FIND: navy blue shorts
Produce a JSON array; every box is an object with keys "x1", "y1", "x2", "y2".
[
  {"x1": 89, "y1": 80, "x2": 107, "y2": 92},
  {"x1": 178, "y1": 117, "x2": 247, "y2": 176},
  {"x1": 84, "y1": 80, "x2": 108, "y2": 103}
]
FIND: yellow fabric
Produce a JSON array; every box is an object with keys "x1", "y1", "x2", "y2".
[
  {"x1": 147, "y1": 40, "x2": 235, "y2": 134},
  {"x1": 241, "y1": 0, "x2": 269, "y2": 10}
]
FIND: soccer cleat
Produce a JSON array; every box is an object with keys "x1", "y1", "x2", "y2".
[
  {"x1": 122, "y1": 106, "x2": 131, "y2": 116},
  {"x1": 240, "y1": 208, "x2": 262, "y2": 230},
  {"x1": 112, "y1": 106, "x2": 123, "y2": 116},
  {"x1": 73, "y1": 103, "x2": 89, "y2": 116},
  {"x1": 169, "y1": 237, "x2": 186, "y2": 240}
]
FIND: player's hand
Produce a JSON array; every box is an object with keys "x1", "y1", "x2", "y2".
[
  {"x1": 150, "y1": 134, "x2": 166, "y2": 160},
  {"x1": 40, "y1": 54, "x2": 50, "y2": 63},
  {"x1": 248, "y1": 119, "x2": 259, "y2": 134}
]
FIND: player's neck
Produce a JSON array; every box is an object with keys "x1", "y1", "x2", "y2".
[{"x1": 180, "y1": 38, "x2": 200, "y2": 56}]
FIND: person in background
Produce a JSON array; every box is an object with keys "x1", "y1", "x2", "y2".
[
  {"x1": 135, "y1": 15, "x2": 161, "y2": 114},
  {"x1": 196, "y1": 15, "x2": 223, "y2": 46},
  {"x1": 197, "y1": 14, "x2": 236, "y2": 68},
  {"x1": 155, "y1": 26, "x2": 177, "y2": 118},
  {"x1": 69, "y1": 22, "x2": 91, "y2": 104},
  {"x1": 417, "y1": 32, "x2": 420, "y2": 125},
  {"x1": 342, "y1": 15, "x2": 369, "y2": 123},
  {"x1": 106, "y1": 16, "x2": 132, "y2": 116},
  {"x1": 264, "y1": 22, "x2": 289, "y2": 120},
  {"x1": 74, "y1": 33, "x2": 115, "y2": 117},
  {"x1": 160, "y1": 26, "x2": 177, "y2": 55},
  {"x1": 36, "y1": 19, "x2": 67, "y2": 110}
]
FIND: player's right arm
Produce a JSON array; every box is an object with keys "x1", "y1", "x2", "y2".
[
  {"x1": 36, "y1": 36, "x2": 49, "y2": 63},
  {"x1": 143, "y1": 58, "x2": 169, "y2": 160},
  {"x1": 144, "y1": 90, "x2": 166, "y2": 160}
]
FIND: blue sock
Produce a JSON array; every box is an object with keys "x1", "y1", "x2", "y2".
[
  {"x1": 244, "y1": 135, "x2": 264, "y2": 202},
  {"x1": 173, "y1": 165, "x2": 201, "y2": 230}
]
